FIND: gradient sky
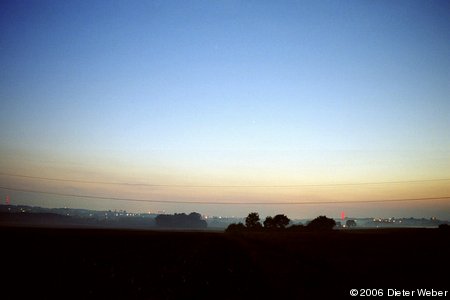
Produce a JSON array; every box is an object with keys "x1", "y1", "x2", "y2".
[{"x1": 1, "y1": 0, "x2": 449, "y2": 219}]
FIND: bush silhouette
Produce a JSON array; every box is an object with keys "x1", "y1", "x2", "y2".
[
  {"x1": 225, "y1": 222, "x2": 246, "y2": 233},
  {"x1": 155, "y1": 212, "x2": 207, "y2": 229},
  {"x1": 307, "y1": 216, "x2": 336, "y2": 231},
  {"x1": 346, "y1": 219, "x2": 357, "y2": 228}
]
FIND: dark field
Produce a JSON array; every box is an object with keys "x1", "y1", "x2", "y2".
[{"x1": 1, "y1": 226, "x2": 449, "y2": 299}]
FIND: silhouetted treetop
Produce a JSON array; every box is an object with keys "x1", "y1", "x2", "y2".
[
  {"x1": 273, "y1": 214, "x2": 290, "y2": 228},
  {"x1": 225, "y1": 222, "x2": 246, "y2": 233},
  {"x1": 225, "y1": 213, "x2": 338, "y2": 233},
  {"x1": 263, "y1": 216, "x2": 272, "y2": 228},
  {"x1": 155, "y1": 212, "x2": 207, "y2": 229},
  {"x1": 263, "y1": 214, "x2": 290, "y2": 229},
  {"x1": 245, "y1": 212, "x2": 262, "y2": 229},
  {"x1": 307, "y1": 216, "x2": 336, "y2": 231}
]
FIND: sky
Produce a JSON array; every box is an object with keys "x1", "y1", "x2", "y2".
[{"x1": 1, "y1": 0, "x2": 449, "y2": 219}]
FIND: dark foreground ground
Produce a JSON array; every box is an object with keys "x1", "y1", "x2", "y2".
[{"x1": 1, "y1": 226, "x2": 449, "y2": 299}]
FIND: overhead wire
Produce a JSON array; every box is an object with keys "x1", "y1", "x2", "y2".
[
  {"x1": 0, "y1": 172, "x2": 449, "y2": 188},
  {"x1": 0, "y1": 185, "x2": 449, "y2": 205}
]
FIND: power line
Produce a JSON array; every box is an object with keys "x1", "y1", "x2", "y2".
[
  {"x1": 0, "y1": 173, "x2": 147, "y2": 186},
  {"x1": 0, "y1": 185, "x2": 449, "y2": 205},
  {"x1": 1, "y1": 172, "x2": 449, "y2": 188}
]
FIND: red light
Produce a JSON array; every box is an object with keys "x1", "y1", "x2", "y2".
[
  {"x1": 6, "y1": 195, "x2": 10, "y2": 205},
  {"x1": 341, "y1": 211, "x2": 345, "y2": 220}
]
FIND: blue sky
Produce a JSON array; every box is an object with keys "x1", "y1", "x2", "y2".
[{"x1": 1, "y1": 0, "x2": 449, "y2": 218}]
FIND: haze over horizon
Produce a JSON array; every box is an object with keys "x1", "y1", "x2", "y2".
[{"x1": 1, "y1": 0, "x2": 449, "y2": 219}]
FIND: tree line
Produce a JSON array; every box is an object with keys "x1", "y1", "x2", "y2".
[
  {"x1": 225, "y1": 212, "x2": 337, "y2": 233},
  {"x1": 155, "y1": 212, "x2": 207, "y2": 229}
]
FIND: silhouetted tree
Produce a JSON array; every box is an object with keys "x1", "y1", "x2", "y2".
[
  {"x1": 225, "y1": 222, "x2": 246, "y2": 233},
  {"x1": 263, "y1": 216, "x2": 275, "y2": 229},
  {"x1": 263, "y1": 214, "x2": 290, "y2": 229},
  {"x1": 188, "y1": 212, "x2": 202, "y2": 221},
  {"x1": 273, "y1": 214, "x2": 290, "y2": 229},
  {"x1": 346, "y1": 219, "x2": 357, "y2": 228},
  {"x1": 155, "y1": 212, "x2": 207, "y2": 229},
  {"x1": 307, "y1": 216, "x2": 336, "y2": 231},
  {"x1": 245, "y1": 212, "x2": 262, "y2": 229}
]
